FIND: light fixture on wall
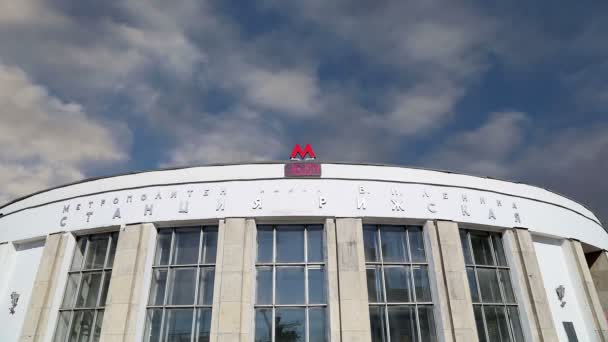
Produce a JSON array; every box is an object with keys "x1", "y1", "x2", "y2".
[
  {"x1": 556, "y1": 285, "x2": 566, "y2": 307},
  {"x1": 9, "y1": 291, "x2": 20, "y2": 315}
]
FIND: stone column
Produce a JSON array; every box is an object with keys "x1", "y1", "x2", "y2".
[
  {"x1": 505, "y1": 228, "x2": 558, "y2": 342},
  {"x1": 568, "y1": 239, "x2": 608, "y2": 341},
  {"x1": 19, "y1": 232, "x2": 70, "y2": 342},
  {"x1": 325, "y1": 218, "x2": 341, "y2": 342},
  {"x1": 424, "y1": 220, "x2": 454, "y2": 342},
  {"x1": 210, "y1": 218, "x2": 255, "y2": 342},
  {"x1": 434, "y1": 220, "x2": 478, "y2": 342},
  {"x1": 335, "y1": 218, "x2": 371, "y2": 342},
  {"x1": 100, "y1": 223, "x2": 157, "y2": 342},
  {"x1": 588, "y1": 250, "x2": 608, "y2": 319}
]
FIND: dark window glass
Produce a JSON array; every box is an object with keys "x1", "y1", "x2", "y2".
[
  {"x1": 172, "y1": 229, "x2": 200, "y2": 265},
  {"x1": 366, "y1": 267, "x2": 384, "y2": 303},
  {"x1": 55, "y1": 233, "x2": 116, "y2": 342},
  {"x1": 276, "y1": 266, "x2": 305, "y2": 304},
  {"x1": 275, "y1": 308, "x2": 305, "y2": 342},
  {"x1": 256, "y1": 267, "x2": 273, "y2": 305},
  {"x1": 460, "y1": 230, "x2": 473, "y2": 265},
  {"x1": 363, "y1": 226, "x2": 379, "y2": 262},
  {"x1": 563, "y1": 322, "x2": 579, "y2": 342},
  {"x1": 255, "y1": 224, "x2": 327, "y2": 341},
  {"x1": 380, "y1": 227, "x2": 408, "y2": 262},
  {"x1": 276, "y1": 226, "x2": 305, "y2": 262},
  {"x1": 144, "y1": 226, "x2": 217, "y2": 342},
  {"x1": 307, "y1": 225, "x2": 324, "y2": 262},
  {"x1": 369, "y1": 306, "x2": 387, "y2": 342},
  {"x1": 257, "y1": 227, "x2": 273, "y2": 263},
  {"x1": 387, "y1": 306, "x2": 416, "y2": 342},
  {"x1": 384, "y1": 266, "x2": 411, "y2": 302},
  {"x1": 463, "y1": 229, "x2": 523, "y2": 342},
  {"x1": 365, "y1": 225, "x2": 436, "y2": 341}
]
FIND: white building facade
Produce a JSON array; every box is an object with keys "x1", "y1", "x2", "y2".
[{"x1": 0, "y1": 162, "x2": 607, "y2": 342}]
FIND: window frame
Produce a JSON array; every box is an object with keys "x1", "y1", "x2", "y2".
[
  {"x1": 144, "y1": 226, "x2": 218, "y2": 342},
  {"x1": 54, "y1": 232, "x2": 118, "y2": 342},
  {"x1": 254, "y1": 223, "x2": 328, "y2": 342},
  {"x1": 461, "y1": 229, "x2": 523, "y2": 342},
  {"x1": 364, "y1": 224, "x2": 436, "y2": 342}
]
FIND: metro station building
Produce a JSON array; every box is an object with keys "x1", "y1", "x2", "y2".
[{"x1": 1, "y1": 159, "x2": 608, "y2": 342}]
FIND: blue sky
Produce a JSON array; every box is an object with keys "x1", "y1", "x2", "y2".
[{"x1": 0, "y1": 0, "x2": 607, "y2": 222}]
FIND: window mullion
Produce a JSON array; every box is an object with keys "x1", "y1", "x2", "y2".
[{"x1": 102, "y1": 233, "x2": 112, "y2": 270}]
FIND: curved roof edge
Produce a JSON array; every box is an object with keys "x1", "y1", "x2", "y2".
[{"x1": 0, "y1": 161, "x2": 603, "y2": 227}]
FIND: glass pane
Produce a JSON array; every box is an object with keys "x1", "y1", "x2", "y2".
[
  {"x1": 478, "y1": 268, "x2": 502, "y2": 303},
  {"x1": 256, "y1": 267, "x2": 273, "y2": 305},
  {"x1": 106, "y1": 232, "x2": 118, "y2": 267},
  {"x1": 418, "y1": 306, "x2": 437, "y2": 342},
  {"x1": 308, "y1": 267, "x2": 326, "y2": 304},
  {"x1": 387, "y1": 305, "x2": 417, "y2": 342},
  {"x1": 473, "y1": 306, "x2": 488, "y2": 342},
  {"x1": 275, "y1": 308, "x2": 305, "y2": 342},
  {"x1": 384, "y1": 266, "x2": 411, "y2": 302},
  {"x1": 460, "y1": 231, "x2": 473, "y2": 265},
  {"x1": 69, "y1": 310, "x2": 95, "y2": 342},
  {"x1": 254, "y1": 308, "x2": 272, "y2": 342},
  {"x1": 276, "y1": 226, "x2": 304, "y2": 262},
  {"x1": 62, "y1": 273, "x2": 81, "y2": 308},
  {"x1": 84, "y1": 235, "x2": 109, "y2": 269},
  {"x1": 163, "y1": 308, "x2": 194, "y2": 342},
  {"x1": 148, "y1": 269, "x2": 168, "y2": 306},
  {"x1": 257, "y1": 226, "x2": 273, "y2": 262},
  {"x1": 167, "y1": 268, "x2": 196, "y2": 305},
  {"x1": 201, "y1": 229, "x2": 218, "y2": 264},
  {"x1": 307, "y1": 225, "x2": 324, "y2": 262},
  {"x1": 172, "y1": 228, "x2": 200, "y2": 265},
  {"x1": 366, "y1": 266, "x2": 384, "y2": 303},
  {"x1": 53, "y1": 311, "x2": 71, "y2": 342},
  {"x1": 413, "y1": 265, "x2": 432, "y2": 302},
  {"x1": 309, "y1": 307, "x2": 327, "y2": 342},
  {"x1": 409, "y1": 226, "x2": 426, "y2": 262},
  {"x1": 492, "y1": 235, "x2": 508, "y2": 266},
  {"x1": 99, "y1": 271, "x2": 111, "y2": 307},
  {"x1": 143, "y1": 309, "x2": 162, "y2": 342},
  {"x1": 380, "y1": 226, "x2": 408, "y2": 262},
  {"x1": 508, "y1": 306, "x2": 525, "y2": 342},
  {"x1": 198, "y1": 268, "x2": 215, "y2": 305},
  {"x1": 76, "y1": 272, "x2": 103, "y2": 308},
  {"x1": 484, "y1": 306, "x2": 511, "y2": 342},
  {"x1": 363, "y1": 226, "x2": 379, "y2": 262},
  {"x1": 71, "y1": 238, "x2": 87, "y2": 271},
  {"x1": 155, "y1": 231, "x2": 172, "y2": 265},
  {"x1": 92, "y1": 310, "x2": 103, "y2": 342},
  {"x1": 276, "y1": 266, "x2": 305, "y2": 304},
  {"x1": 467, "y1": 267, "x2": 480, "y2": 303},
  {"x1": 196, "y1": 308, "x2": 212, "y2": 342},
  {"x1": 369, "y1": 306, "x2": 388, "y2": 342},
  {"x1": 471, "y1": 232, "x2": 494, "y2": 266},
  {"x1": 499, "y1": 270, "x2": 515, "y2": 303}
]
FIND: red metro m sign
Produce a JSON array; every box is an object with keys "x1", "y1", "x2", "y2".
[
  {"x1": 285, "y1": 144, "x2": 321, "y2": 177},
  {"x1": 290, "y1": 143, "x2": 316, "y2": 160}
]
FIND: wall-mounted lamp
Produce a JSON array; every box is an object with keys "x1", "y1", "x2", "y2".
[
  {"x1": 556, "y1": 285, "x2": 566, "y2": 307},
  {"x1": 9, "y1": 291, "x2": 19, "y2": 315}
]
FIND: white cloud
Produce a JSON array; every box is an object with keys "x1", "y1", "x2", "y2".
[
  {"x1": 240, "y1": 69, "x2": 320, "y2": 117},
  {"x1": 0, "y1": 63, "x2": 130, "y2": 204}
]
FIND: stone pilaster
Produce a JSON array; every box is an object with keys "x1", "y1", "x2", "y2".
[
  {"x1": 434, "y1": 221, "x2": 478, "y2": 342},
  {"x1": 325, "y1": 218, "x2": 341, "y2": 342},
  {"x1": 100, "y1": 223, "x2": 156, "y2": 342},
  {"x1": 424, "y1": 220, "x2": 454, "y2": 342},
  {"x1": 505, "y1": 228, "x2": 558, "y2": 342},
  {"x1": 335, "y1": 218, "x2": 371, "y2": 342},
  {"x1": 210, "y1": 218, "x2": 255, "y2": 342},
  {"x1": 568, "y1": 239, "x2": 608, "y2": 341},
  {"x1": 588, "y1": 250, "x2": 608, "y2": 319},
  {"x1": 19, "y1": 232, "x2": 70, "y2": 342}
]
